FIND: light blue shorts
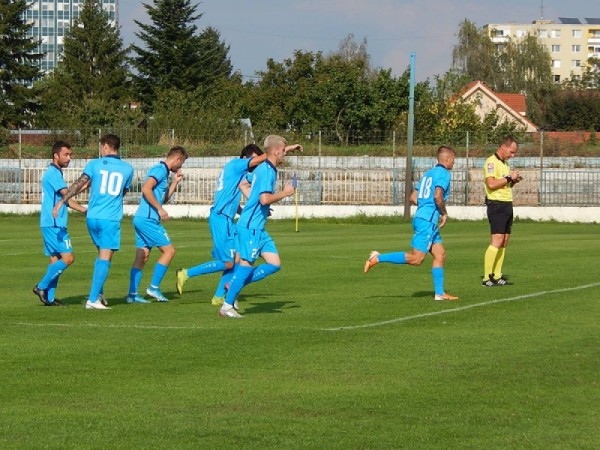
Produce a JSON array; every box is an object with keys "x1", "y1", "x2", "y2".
[
  {"x1": 236, "y1": 226, "x2": 278, "y2": 264},
  {"x1": 208, "y1": 211, "x2": 236, "y2": 262},
  {"x1": 411, "y1": 218, "x2": 442, "y2": 253},
  {"x1": 133, "y1": 216, "x2": 171, "y2": 249},
  {"x1": 41, "y1": 227, "x2": 73, "y2": 257},
  {"x1": 86, "y1": 218, "x2": 121, "y2": 251}
]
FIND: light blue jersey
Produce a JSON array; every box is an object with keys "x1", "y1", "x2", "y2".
[
  {"x1": 212, "y1": 158, "x2": 252, "y2": 218},
  {"x1": 413, "y1": 164, "x2": 451, "y2": 224},
  {"x1": 134, "y1": 162, "x2": 170, "y2": 221},
  {"x1": 236, "y1": 161, "x2": 276, "y2": 230},
  {"x1": 84, "y1": 155, "x2": 134, "y2": 221},
  {"x1": 40, "y1": 164, "x2": 68, "y2": 228}
]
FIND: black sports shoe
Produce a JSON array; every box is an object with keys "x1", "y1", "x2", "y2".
[
  {"x1": 482, "y1": 278, "x2": 497, "y2": 287},
  {"x1": 495, "y1": 277, "x2": 512, "y2": 286},
  {"x1": 33, "y1": 286, "x2": 49, "y2": 305},
  {"x1": 45, "y1": 299, "x2": 65, "y2": 306}
]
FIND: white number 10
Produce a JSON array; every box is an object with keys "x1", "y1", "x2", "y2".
[{"x1": 99, "y1": 170, "x2": 124, "y2": 196}]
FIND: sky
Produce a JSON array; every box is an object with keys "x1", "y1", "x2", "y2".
[{"x1": 117, "y1": 0, "x2": 596, "y2": 82}]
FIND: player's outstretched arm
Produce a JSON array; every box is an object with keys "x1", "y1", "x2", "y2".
[{"x1": 284, "y1": 144, "x2": 303, "y2": 154}]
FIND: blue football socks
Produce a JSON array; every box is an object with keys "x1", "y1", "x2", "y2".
[
  {"x1": 89, "y1": 259, "x2": 111, "y2": 302},
  {"x1": 246, "y1": 263, "x2": 280, "y2": 285},
  {"x1": 188, "y1": 260, "x2": 227, "y2": 277},
  {"x1": 378, "y1": 252, "x2": 406, "y2": 264},
  {"x1": 214, "y1": 267, "x2": 234, "y2": 297},
  {"x1": 432, "y1": 267, "x2": 445, "y2": 296},
  {"x1": 150, "y1": 262, "x2": 169, "y2": 289},
  {"x1": 129, "y1": 267, "x2": 143, "y2": 295},
  {"x1": 37, "y1": 259, "x2": 68, "y2": 290},
  {"x1": 223, "y1": 265, "x2": 253, "y2": 306}
]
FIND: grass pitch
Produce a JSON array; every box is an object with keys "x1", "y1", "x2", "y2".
[{"x1": 1, "y1": 214, "x2": 598, "y2": 449}]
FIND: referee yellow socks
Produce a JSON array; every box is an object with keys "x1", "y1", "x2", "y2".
[{"x1": 484, "y1": 245, "x2": 498, "y2": 280}]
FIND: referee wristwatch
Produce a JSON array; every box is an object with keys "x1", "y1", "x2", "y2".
[{"x1": 504, "y1": 175, "x2": 512, "y2": 184}]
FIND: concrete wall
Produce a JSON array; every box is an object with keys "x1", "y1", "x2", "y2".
[{"x1": 3, "y1": 203, "x2": 598, "y2": 223}]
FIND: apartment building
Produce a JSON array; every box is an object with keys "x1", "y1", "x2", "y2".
[
  {"x1": 484, "y1": 17, "x2": 600, "y2": 84},
  {"x1": 22, "y1": 0, "x2": 118, "y2": 74}
]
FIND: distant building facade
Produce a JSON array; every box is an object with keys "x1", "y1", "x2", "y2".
[
  {"x1": 484, "y1": 17, "x2": 600, "y2": 84},
  {"x1": 459, "y1": 81, "x2": 538, "y2": 132},
  {"x1": 22, "y1": 0, "x2": 118, "y2": 75}
]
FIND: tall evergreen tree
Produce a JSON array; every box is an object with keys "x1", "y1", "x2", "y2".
[
  {"x1": 130, "y1": 0, "x2": 232, "y2": 110},
  {"x1": 35, "y1": 0, "x2": 133, "y2": 128},
  {"x1": 0, "y1": 0, "x2": 43, "y2": 128},
  {"x1": 196, "y1": 26, "x2": 232, "y2": 90}
]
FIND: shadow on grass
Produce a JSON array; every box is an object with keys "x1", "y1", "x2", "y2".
[{"x1": 242, "y1": 298, "x2": 299, "y2": 315}]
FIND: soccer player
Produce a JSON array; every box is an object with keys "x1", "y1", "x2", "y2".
[
  {"x1": 482, "y1": 136, "x2": 522, "y2": 287},
  {"x1": 127, "y1": 146, "x2": 188, "y2": 303},
  {"x1": 364, "y1": 146, "x2": 459, "y2": 301},
  {"x1": 219, "y1": 135, "x2": 302, "y2": 318},
  {"x1": 175, "y1": 144, "x2": 266, "y2": 305},
  {"x1": 54, "y1": 134, "x2": 134, "y2": 310},
  {"x1": 33, "y1": 141, "x2": 87, "y2": 306}
]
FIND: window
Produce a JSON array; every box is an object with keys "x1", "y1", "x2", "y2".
[
  {"x1": 572, "y1": 60, "x2": 581, "y2": 68},
  {"x1": 539, "y1": 29, "x2": 548, "y2": 38},
  {"x1": 553, "y1": 75, "x2": 561, "y2": 83},
  {"x1": 572, "y1": 45, "x2": 581, "y2": 53},
  {"x1": 516, "y1": 29, "x2": 526, "y2": 37},
  {"x1": 550, "y1": 29, "x2": 561, "y2": 38},
  {"x1": 551, "y1": 45, "x2": 561, "y2": 53},
  {"x1": 572, "y1": 30, "x2": 581, "y2": 38},
  {"x1": 552, "y1": 60, "x2": 561, "y2": 68}
]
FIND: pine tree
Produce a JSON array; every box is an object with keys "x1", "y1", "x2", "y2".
[
  {"x1": 0, "y1": 0, "x2": 43, "y2": 128},
  {"x1": 36, "y1": 0, "x2": 132, "y2": 128},
  {"x1": 130, "y1": 0, "x2": 232, "y2": 110}
]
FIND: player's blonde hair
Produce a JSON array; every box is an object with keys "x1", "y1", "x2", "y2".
[{"x1": 263, "y1": 135, "x2": 287, "y2": 151}]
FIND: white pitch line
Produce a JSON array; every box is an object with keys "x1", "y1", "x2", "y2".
[
  {"x1": 323, "y1": 282, "x2": 600, "y2": 332},
  {"x1": 14, "y1": 322, "x2": 217, "y2": 331}
]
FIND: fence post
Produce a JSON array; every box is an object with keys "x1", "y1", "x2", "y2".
[
  {"x1": 465, "y1": 130, "x2": 470, "y2": 205},
  {"x1": 18, "y1": 128, "x2": 22, "y2": 204},
  {"x1": 539, "y1": 131, "x2": 544, "y2": 206},
  {"x1": 392, "y1": 130, "x2": 396, "y2": 169},
  {"x1": 318, "y1": 130, "x2": 322, "y2": 170}
]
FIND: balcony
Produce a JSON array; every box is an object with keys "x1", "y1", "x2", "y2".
[{"x1": 588, "y1": 37, "x2": 600, "y2": 44}]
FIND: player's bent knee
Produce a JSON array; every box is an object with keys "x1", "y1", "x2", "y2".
[
  {"x1": 62, "y1": 253, "x2": 75, "y2": 265},
  {"x1": 224, "y1": 261, "x2": 235, "y2": 270}
]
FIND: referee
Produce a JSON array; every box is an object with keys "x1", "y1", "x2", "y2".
[{"x1": 482, "y1": 136, "x2": 522, "y2": 287}]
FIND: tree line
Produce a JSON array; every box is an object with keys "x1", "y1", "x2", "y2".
[{"x1": 1, "y1": 1, "x2": 600, "y2": 147}]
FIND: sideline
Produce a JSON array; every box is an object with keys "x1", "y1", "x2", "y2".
[{"x1": 322, "y1": 282, "x2": 600, "y2": 332}]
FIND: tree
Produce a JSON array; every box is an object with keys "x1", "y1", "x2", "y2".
[
  {"x1": 130, "y1": 0, "x2": 233, "y2": 111},
  {"x1": 452, "y1": 19, "x2": 552, "y2": 95},
  {"x1": 0, "y1": 0, "x2": 43, "y2": 128},
  {"x1": 35, "y1": 0, "x2": 134, "y2": 129},
  {"x1": 452, "y1": 20, "x2": 500, "y2": 89},
  {"x1": 196, "y1": 26, "x2": 232, "y2": 89},
  {"x1": 498, "y1": 34, "x2": 553, "y2": 94}
]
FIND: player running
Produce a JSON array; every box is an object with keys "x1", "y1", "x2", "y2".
[
  {"x1": 175, "y1": 144, "x2": 266, "y2": 305},
  {"x1": 364, "y1": 146, "x2": 459, "y2": 301},
  {"x1": 127, "y1": 146, "x2": 188, "y2": 303},
  {"x1": 219, "y1": 135, "x2": 302, "y2": 318}
]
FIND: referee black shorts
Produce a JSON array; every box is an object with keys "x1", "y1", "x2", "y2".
[{"x1": 486, "y1": 199, "x2": 513, "y2": 234}]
